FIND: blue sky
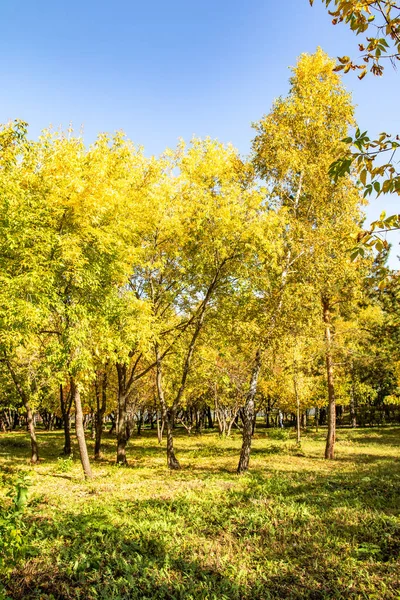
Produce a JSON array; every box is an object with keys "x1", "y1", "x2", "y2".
[{"x1": 1, "y1": 0, "x2": 399, "y2": 262}]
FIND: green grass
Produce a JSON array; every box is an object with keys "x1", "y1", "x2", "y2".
[{"x1": 1, "y1": 426, "x2": 399, "y2": 599}]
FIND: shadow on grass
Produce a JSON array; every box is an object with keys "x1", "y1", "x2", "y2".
[{"x1": 5, "y1": 491, "x2": 400, "y2": 600}]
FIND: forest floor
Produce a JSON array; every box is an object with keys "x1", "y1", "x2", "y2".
[{"x1": 0, "y1": 426, "x2": 399, "y2": 599}]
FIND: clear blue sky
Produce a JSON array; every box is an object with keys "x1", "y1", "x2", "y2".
[{"x1": 1, "y1": 0, "x2": 399, "y2": 263}]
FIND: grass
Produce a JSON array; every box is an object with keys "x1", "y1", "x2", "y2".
[{"x1": 0, "y1": 426, "x2": 399, "y2": 599}]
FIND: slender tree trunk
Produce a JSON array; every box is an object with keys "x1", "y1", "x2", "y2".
[
  {"x1": 165, "y1": 409, "x2": 180, "y2": 469},
  {"x1": 315, "y1": 407, "x2": 319, "y2": 432},
  {"x1": 215, "y1": 395, "x2": 225, "y2": 436},
  {"x1": 94, "y1": 371, "x2": 107, "y2": 460},
  {"x1": 72, "y1": 380, "x2": 93, "y2": 478},
  {"x1": 116, "y1": 392, "x2": 128, "y2": 464},
  {"x1": 216, "y1": 414, "x2": 224, "y2": 435},
  {"x1": 237, "y1": 348, "x2": 262, "y2": 474},
  {"x1": 226, "y1": 406, "x2": 240, "y2": 436},
  {"x1": 90, "y1": 412, "x2": 96, "y2": 440},
  {"x1": 13, "y1": 411, "x2": 19, "y2": 429},
  {"x1": 116, "y1": 363, "x2": 129, "y2": 465},
  {"x1": 26, "y1": 404, "x2": 39, "y2": 463},
  {"x1": 323, "y1": 299, "x2": 336, "y2": 460},
  {"x1": 156, "y1": 410, "x2": 164, "y2": 444},
  {"x1": 155, "y1": 344, "x2": 180, "y2": 469},
  {"x1": 114, "y1": 356, "x2": 152, "y2": 463},
  {"x1": 136, "y1": 411, "x2": 143, "y2": 435},
  {"x1": 350, "y1": 377, "x2": 357, "y2": 428},
  {"x1": 251, "y1": 413, "x2": 257, "y2": 435},
  {"x1": 196, "y1": 410, "x2": 204, "y2": 434},
  {"x1": 60, "y1": 384, "x2": 72, "y2": 456},
  {"x1": 266, "y1": 397, "x2": 272, "y2": 428},
  {"x1": 4, "y1": 410, "x2": 11, "y2": 430},
  {"x1": 294, "y1": 376, "x2": 301, "y2": 445},
  {"x1": 207, "y1": 406, "x2": 213, "y2": 429},
  {"x1": 109, "y1": 412, "x2": 116, "y2": 435}
]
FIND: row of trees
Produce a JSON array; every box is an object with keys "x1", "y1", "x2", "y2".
[{"x1": 1, "y1": 49, "x2": 399, "y2": 477}]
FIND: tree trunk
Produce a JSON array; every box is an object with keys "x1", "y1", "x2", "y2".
[
  {"x1": 60, "y1": 384, "x2": 72, "y2": 456},
  {"x1": 26, "y1": 404, "x2": 39, "y2": 463},
  {"x1": 350, "y1": 380, "x2": 357, "y2": 428},
  {"x1": 196, "y1": 410, "x2": 204, "y2": 434},
  {"x1": 116, "y1": 363, "x2": 129, "y2": 465},
  {"x1": 155, "y1": 344, "x2": 180, "y2": 469},
  {"x1": 323, "y1": 299, "x2": 336, "y2": 460},
  {"x1": 109, "y1": 412, "x2": 116, "y2": 435},
  {"x1": 336, "y1": 404, "x2": 343, "y2": 425},
  {"x1": 136, "y1": 411, "x2": 143, "y2": 435},
  {"x1": 94, "y1": 370, "x2": 107, "y2": 460},
  {"x1": 116, "y1": 393, "x2": 128, "y2": 464},
  {"x1": 294, "y1": 377, "x2": 301, "y2": 446},
  {"x1": 72, "y1": 380, "x2": 93, "y2": 478},
  {"x1": 90, "y1": 413, "x2": 96, "y2": 440},
  {"x1": 156, "y1": 410, "x2": 164, "y2": 444},
  {"x1": 237, "y1": 348, "x2": 262, "y2": 474},
  {"x1": 226, "y1": 407, "x2": 240, "y2": 436},
  {"x1": 214, "y1": 386, "x2": 224, "y2": 435},
  {"x1": 13, "y1": 411, "x2": 19, "y2": 429},
  {"x1": 251, "y1": 413, "x2": 257, "y2": 435},
  {"x1": 165, "y1": 409, "x2": 180, "y2": 469},
  {"x1": 3, "y1": 410, "x2": 12, "y2": 430},
  {"x1": 266, "y1": 397, "x2": 271, "y2": 428},
  {"x1": 207, "y1": 406, "x2": 213, "y2": 429}
]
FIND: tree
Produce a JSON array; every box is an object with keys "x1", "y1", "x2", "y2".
[
  {"x1": 0, "y1": 120, "x2": 53, "y2": 463},
  {"x1": 1, "y1": 126, "x2": 156, "y2": 476},
  {"x1": 136, "y1": 138, "x2": 278, "y2": 469},
  {"x1": 251, "y1": 49, "x2": 365, "y2": 462}
]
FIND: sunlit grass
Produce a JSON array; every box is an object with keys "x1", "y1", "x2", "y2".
[{"x1": 1, "y1": 426, "x2": 399, "y2": 599}]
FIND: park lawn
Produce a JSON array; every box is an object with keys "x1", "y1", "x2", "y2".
[{"x1": 0, "y1": 426, "x2": 399, "y2": 599}]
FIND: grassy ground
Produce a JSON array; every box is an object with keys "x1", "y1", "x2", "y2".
[{"x1": 0, "y1": 426, "x2": 399, "y2": 599}]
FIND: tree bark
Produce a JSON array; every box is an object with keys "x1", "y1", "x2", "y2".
[
  {"x1": 25, "y1": 404, "x2": 39, "y2": 463},
  {"x1": 323, "y1": 298, "x2": 336, "y2": 460},
  {"x1": 136, "y1": 410, "x2": 143, "y2": 435},
  {"x1": 72, "y1": 380, "x2": 93, "y2": 478},
  {"x1": 156, "y1": 409, "x2": 164, "y2": 444},
  {"x1": 207, "y1": 406, "x2": 213, "y2": 429},
  {"x1": 94, "y1": 370, "x2": 107, "y2": 460},
  {"x1": 350, "y1": 375, "x2": 357, "y2": 428},
  {"x1": 116, "y1": 363, "x2": 129, "y2": 465},
  {"x1": 109, "y1": 412, "x2": 116, "y2": 435},
  {"x1": 165, "y1": 409, "x2": 180, "y2": 469},
  {"x1": 155, "y1": 344, "x2": 180, "y2": 469},
  {"x1": 114, "y1": 355, "x2": 153, "y2": 464},
  {"x1": 294, "y1": 376, "x2": 301, "y2": 445},
  {"x1": 60, "y1": 384, "x2": 73, "y2": 456},
  {"x1": 237, "y1": 348, "x2": 262, "y2": 474}
]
